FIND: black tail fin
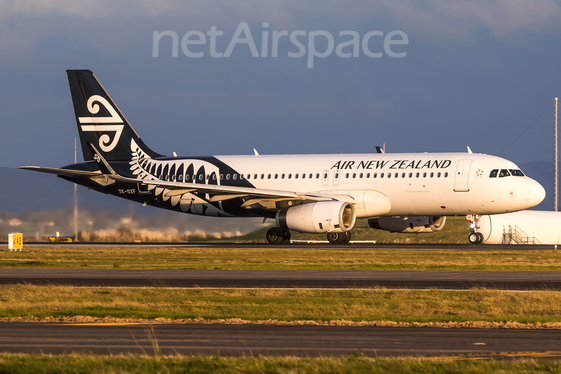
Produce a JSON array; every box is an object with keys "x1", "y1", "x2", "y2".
[{"x1": 67, "y1": 70, "x2": 163, "y2": 162}]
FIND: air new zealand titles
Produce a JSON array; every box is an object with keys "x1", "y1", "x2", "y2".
[{"x1": 331, "y1": 159, "x2": 452, "y2": 170}]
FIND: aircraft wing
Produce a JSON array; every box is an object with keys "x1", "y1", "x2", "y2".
[{"x1": 138, "y1": 179, "x2": 357, "y2": 207}]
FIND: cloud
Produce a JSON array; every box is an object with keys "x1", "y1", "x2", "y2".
[{"x1": 381, "y1": 0, "x2": 561, "y2": 40}]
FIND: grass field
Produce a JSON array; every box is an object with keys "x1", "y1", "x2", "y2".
[
  {"x1": 2, "y1": 245, "x2": 561, "y2": 271},
  {"x1": 1, "y1": 353, "x2": 561, "y2": 374},
  {"x1": 2, "y1": 285, "x2": 561, "y2": 324}
]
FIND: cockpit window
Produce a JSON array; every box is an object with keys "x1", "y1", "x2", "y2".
[
  {"x1": 499, "y1": 169, "x2": 510, "y2": 177},
  {"x1": 489, "y1": 169, "x2": 498, "y2": 178},
  {"x1": 509, "y1": 169, "x2": 525, "y2": 177}
]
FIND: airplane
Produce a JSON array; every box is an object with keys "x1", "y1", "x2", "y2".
[{"x1": 20, "y1": 70, "x2": 546, "y2": 244}]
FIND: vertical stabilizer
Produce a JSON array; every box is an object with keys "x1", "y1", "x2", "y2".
[{"x1": 67, "y1": 70, "x2": 162, "y2": 162}]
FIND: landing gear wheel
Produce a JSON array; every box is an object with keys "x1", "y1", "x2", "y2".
[
  {"x1": 327, "y1": 232, "x2": 351, "y2": 244},
  {"x1": 266, "y1": 227, "x2": 284, "y2": 244},
  {"x1": 476, "y1": 232, "x2": 484, "y2": 244},
  {"x1": 341, "y1": 231, "x2": 351, "y2": 244},
  {"x1": 468, "y1": 232, "x2": 484, "y2": 244},
  {"x1": 281, "y1": 229, "x2": 291, "y2": 244},
  {"x1": 326, "y1": 232, "x2": 341, "y2": 244}
]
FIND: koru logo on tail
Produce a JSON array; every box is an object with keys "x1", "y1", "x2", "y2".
[{"x1": 78, "y1": 95, "x2": 124, "y2": 152}]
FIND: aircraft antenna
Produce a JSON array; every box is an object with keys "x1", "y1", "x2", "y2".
[{"x1": 555, "y1": 98, "x2": 559, "y2": 212}]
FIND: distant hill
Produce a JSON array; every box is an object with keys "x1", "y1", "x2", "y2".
[{"x1": 0, "y1": 166, "x2": 130, "y2": 212}]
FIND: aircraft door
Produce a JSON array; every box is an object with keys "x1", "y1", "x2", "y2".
[
  {"x1": 333, "y1": 170, "x2": 340, "y2": 186},
  {"x1": 454, "y1": 159, "x2": 472, "y2": 192},
  {"x1": 322, "y1": 170, "x2": 329, "y2": 186}
]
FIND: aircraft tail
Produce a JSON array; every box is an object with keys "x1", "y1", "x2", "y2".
[{"x1": 67, "y1": 70, "x2": 163, "y2": 162}]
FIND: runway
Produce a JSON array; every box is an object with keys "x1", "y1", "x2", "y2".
[
  {"x1": 2, "y1": 269, "x2": 561, "y2": 290},
  {"x1": 16, "y1": 241, "x2": 558, "y2": 250},
  {"x1": 1, "y1": 322, "x2": 560, "y2": 358}
]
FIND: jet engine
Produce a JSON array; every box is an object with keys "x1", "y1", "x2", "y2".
[
  {"x1": 368, "y1": 216, "x2": 446, "y2": 233},
  {"x1": 276, "y1": 201, "x2": 356, "y2": 233}
]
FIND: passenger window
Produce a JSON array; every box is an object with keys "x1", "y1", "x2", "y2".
[
  {"x1": 499, "y1": 169, "x2": 510, "y2": 177},
  {"x1": 199, "y1": 175, "x2": 203, "y2": 181},
  {"x1": 288, "y1": 174, "x2": 292, "y2": 179},
  {"x1": 247, "y1": 174, "x2": 251, "y2": 179},
  {"x1": 346, "y1": 173, "x2": 349, "y2": 178},
  {"x1": 437, "y1": 172, "x2": 441, "y2": 178},
  {"x1": 353, "y1": 173, "x2": 356, "y2": 178},
  {"x1": 388, "y1": 173, "x2": 391, "y2": 178},
  {"x1": 510, "y1": 169, "x2": 525, "y2": 177},
  {"x1": 366, "y1": 173, "x2": 370, "y2": 178},
  {"x1": 254, "y1": 174, "x2": 258, "y2": 179},
  {"x1": 381, "y1": 173, "x2": 385, "y2": 178},
  {"x1": 309, "y1": 173, "x2": 313, "y2": 179},
  {"x1": 423, "y1": 172, "x2": 427, "y2": 178},
  {"x1": 316, "y1": 173, "x2": 320, "y2": 179},
  {"x1": 233, "y1": 174, "x2": 238, "y2": 180},
  {"x1": 430, "y1": 172, "x2": 434, "y2": 178},
  {"x1": 444, "y1": 172, "x2": 448, "y2": 178},
  {"x1": 401, "y1": 173, "x2": 405, "y2": 178},
  {"x1": 489, "y1": 169, "x2": 498, "y2": 178},
  {"x1": 260, "y1": 174, "x2": 264, "y2": 179},
  {"x1": 282, "y1": 174, "x2": 285, "y2": 179},
  {"x1": 302, "y1": 173, "x2": 306, "y2": 179},
  {"x1": 179, "y1": 175, "x2": 183, "y2": 181},
  {"x1": 324, "y1": 173, "x2": 328, "y2": 179},
  {"x1": 226, "y1": 174, "x2": 230, "y2": 180},
  {"x1": 416, "y1": 172, "x2": 420, "y2": 178},
  {"x1": 335, "y1": 173, "x2": 339, "y2": 179},
  {"x1": 295, "y1": 174, "x2": 299, "y2": 179},
  {"x1": 268, "y1": 174, "x2": 271, "y2": 179},
  {"x1": 275, "y1": 174, "x2": 278, "y2": 179},
  {"x1": 186, "y1": 175, "x2": 190, "y2": 181},
  {"x1": 409, "y1": 172, "x2": 412, "y2": 178}
]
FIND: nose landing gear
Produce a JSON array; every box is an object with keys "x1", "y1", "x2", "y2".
[{"x1": 467, "y1": 215, "x2": 484, "y2": 244}]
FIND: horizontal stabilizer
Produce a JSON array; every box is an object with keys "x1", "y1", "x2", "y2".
[{"x1": 19, "y1": 166, "x2": 100, "y2": 177}]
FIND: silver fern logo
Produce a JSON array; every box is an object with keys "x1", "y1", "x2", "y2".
[{"x1": 78, "y1": 95, "x2": 124, "y2": 152}]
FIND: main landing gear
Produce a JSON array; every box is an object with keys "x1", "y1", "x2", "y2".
[
  {"x1": 265, "y1": 227, "x2": 352, "y2": 244},
  {"x1": 266, "y1": 227, "x2": 291, "y2": 244},
  {"x1": 326, "y1": 231, "x2": 352, "y2": 244},
  {"x1": 467, "y1": 214, "x2": 484, "y2": 244}
]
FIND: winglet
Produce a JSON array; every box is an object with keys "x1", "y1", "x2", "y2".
[
  {"x1": 253, "y1": 148, "x2": 260, "y2": 156},
  {"x1": 467, "y1": 146, "x2": 473, "y2": 154}
]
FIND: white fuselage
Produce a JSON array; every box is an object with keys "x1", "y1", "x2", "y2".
[{"x1": 209, "y1": 152, "x2": 545, "y2": 217}]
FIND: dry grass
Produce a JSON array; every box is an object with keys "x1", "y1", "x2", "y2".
[
  {"x1": 1, "y1": 285, "x2": 561, "y2": 324},
  {"x1": 1, "y1": 353, "x2": 560, "y2": 373},
  {"x1": 2, "y1": 246, "x2": 561, "y2": 271}
]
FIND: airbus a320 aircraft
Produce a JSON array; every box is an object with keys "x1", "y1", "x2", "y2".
[{"x1": 21, "y1": 70, "x2": 546, "y2": 244}]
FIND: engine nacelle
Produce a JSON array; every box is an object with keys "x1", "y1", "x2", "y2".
[
  {"x1": 368, "y1": 216, "x2": 446, "y2": 233},
  {"x1": 276, "y1": 201, "x2": 356, "y2": 233}
]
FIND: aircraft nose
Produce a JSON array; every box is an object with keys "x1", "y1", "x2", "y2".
[{"x1": 525, "y1": 178, "x2": 546, "y2": 208}]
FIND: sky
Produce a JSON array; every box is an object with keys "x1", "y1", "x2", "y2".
[{"x1": 1, "y1": 0, "x2": 561, "y2": 173}]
